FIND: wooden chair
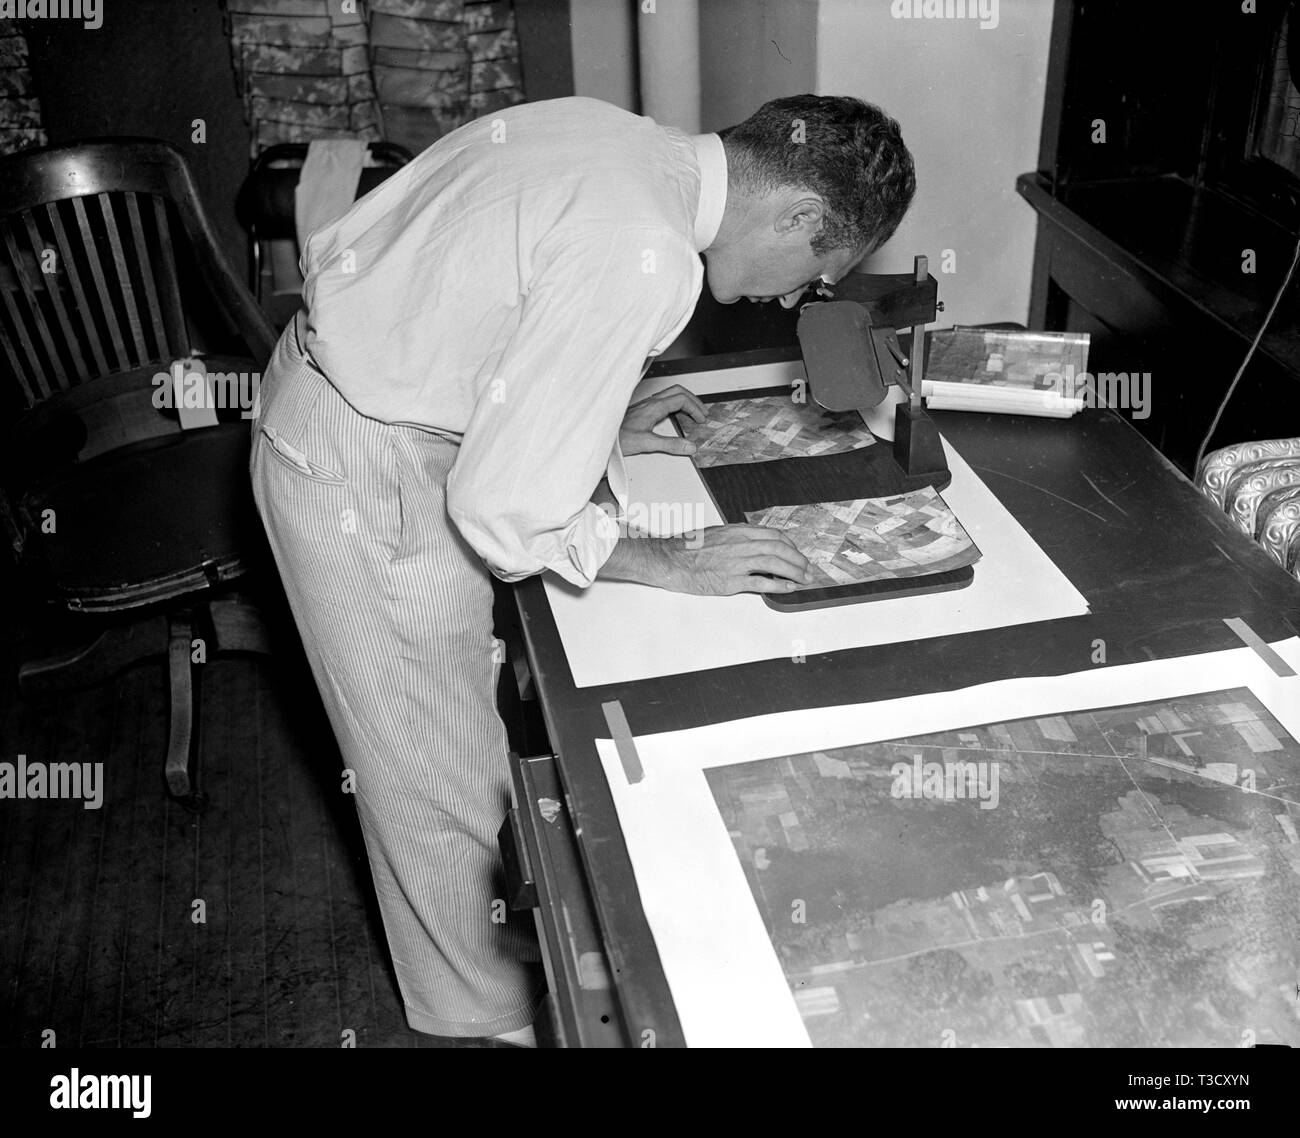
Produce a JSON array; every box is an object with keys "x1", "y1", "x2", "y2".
[
  {"x1": 0, "y1": 138, "x2": 278, "y2": 808},
  {"x1": 236, "y1": 140, "x2": 412, "y2": 325}
]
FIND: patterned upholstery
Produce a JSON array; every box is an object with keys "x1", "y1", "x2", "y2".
[
  {"x1": 1257, "y1": 487, "x2": 1300, "y2": 577},
  {"x1": 1197, "y1": 439, "x2": 1300, "y2": 581}
]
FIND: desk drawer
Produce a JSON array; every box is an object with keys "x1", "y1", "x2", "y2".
[{"x1": 499, "y1": 752, "x2": 630, "y2": 1048}]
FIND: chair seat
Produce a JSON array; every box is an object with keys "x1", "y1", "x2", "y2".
[
  {"x1": 22, "y1": 420, "x2": 259, "y2": 609},
  {"x1": 10, "y1": 355, "x2": 260, "y2": 468}
]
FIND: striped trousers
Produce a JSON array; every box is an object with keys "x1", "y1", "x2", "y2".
[{"x1": 249, "y1": 313, "x2": 543, "y2": 1036}]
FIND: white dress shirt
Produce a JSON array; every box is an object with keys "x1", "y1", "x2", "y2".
[{"x1": 299, "y1": 96, "x2": 727, "y2": 586}]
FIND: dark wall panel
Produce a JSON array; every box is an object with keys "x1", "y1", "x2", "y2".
[
  {"x1": 515, "y1": 0, "x2": 575, "y2": 102},
  {"x1": 23, "y1": 1, "x2": 251, "y2": 269}
]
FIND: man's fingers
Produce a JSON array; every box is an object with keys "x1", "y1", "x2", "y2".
[
  {"x1": 678, "y1": 387, "x2": 708, "y2": 422},
  {"x1": 736, "y1": 552, "x2": 813, "y2": 582},
  {"x1": 717, "y1": 527, "x2": 810, "y2": 570},
  {"x1": 700, "y1": 534, "x2": 811, "y2": 580},
  {"x1": 644, "y1": 435, "x2": 696, "y2": 456},
  {"x1": 723, "y1": 523, "x2": 800, "y2": 547},
  {"x1": 648, "y1": 386, "x2": 707, "y2": 423},
  {"x1": 620, "y1": 426, "x2": 699, "y2": 457},
  {"x1": 739, "y1": 574, "x2": 802, "y2": 595}
]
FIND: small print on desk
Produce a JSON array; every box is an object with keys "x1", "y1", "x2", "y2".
[
  {"x1": 745, "y1": 486, "x2": 981, "y2": 587},
  {"x1": 681, "y1": 395, "x2": 875, "y2": 468}
]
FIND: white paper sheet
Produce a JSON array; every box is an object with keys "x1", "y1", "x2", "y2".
[
  {"x1": 545, "y1": 359, "x2": 1090, "y2": 687},
  {"x1": 596, "y1": 641, "x2": 1300, "y2": 1047}
]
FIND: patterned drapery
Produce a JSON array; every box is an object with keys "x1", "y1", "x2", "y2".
[
  {"x1": 0, "y1": 18, "x2": 46, "y2": 156},
  {"x1": 223, "y1": 0, "x2": 525, "y2": 156}
]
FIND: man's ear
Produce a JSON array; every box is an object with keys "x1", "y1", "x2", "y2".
[
  {"x1": 774, "y1": 195, "x2": 826, "y2": 236},
  {"x1": 775, "y1": 194, "x2": 827, "y2": 238}
]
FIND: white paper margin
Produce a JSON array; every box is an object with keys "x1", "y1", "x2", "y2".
[
  {"x1": 545, "y1": 359, "x2": 1090, "y2": 687},
  {"x1": 596, "y1": 641, "x2": 1300, "y2": 1047}
]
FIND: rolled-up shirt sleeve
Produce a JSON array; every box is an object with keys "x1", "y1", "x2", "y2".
[{"x1": 446, "y1": 225, "x2": 699, "y2": 586}]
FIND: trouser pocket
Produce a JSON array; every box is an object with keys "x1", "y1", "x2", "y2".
[{"x1": 258, "y1": 422, "x2": 347, "y2": 484}]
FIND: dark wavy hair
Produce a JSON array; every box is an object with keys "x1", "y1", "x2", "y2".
[{"x1": 719, "y1": 95, "x2": 916, "y2": 256}]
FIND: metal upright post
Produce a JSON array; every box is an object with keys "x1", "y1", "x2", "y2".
[{"x1": 910, "y1": 254, "x2": 927, "y2": 410}]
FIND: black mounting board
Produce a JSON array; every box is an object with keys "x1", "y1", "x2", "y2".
[{"x1": 675, "y1": 386, "x2": 975, "y2": 611}]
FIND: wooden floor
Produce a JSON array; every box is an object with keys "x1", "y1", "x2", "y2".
[{"x1": 0, "y1": 599, "x2": 507, "y2": 1048}]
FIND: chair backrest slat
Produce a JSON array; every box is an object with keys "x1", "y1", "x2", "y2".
[
  {"x1": 0, "y1": 228, "x2": 54, "y2": 400},
  {"x1": 2, "y1": 223, "x2": 68, "y2": 392},
  {"x1": 150, "y1": 194, "x2": 187, "y2": 359},
  {"x1": 21, "y1": 211, "x2": 90, "y2": 382},
  {"x1": 96, "y1": 193, "x2": 150, "y2": 367},
  {"x1": 4, "y1": 190, "x2": 201, "y2": 406},
  {"x1": 42, "y1": 200, "x2": 110, "y2": 376},
  {"x1": 123, "y1": 191, "x2": 171, "y2": 362},
  {"x1": 69, "y1": 194, "x2": 130, "y2": 371},
  {"x1": 0, "y1": 301, "x2": 39, "y2": 405}
]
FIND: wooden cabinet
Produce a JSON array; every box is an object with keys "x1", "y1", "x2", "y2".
[{"x1": 1021, "y1": 0, "x2": 1300, "y2": 475}]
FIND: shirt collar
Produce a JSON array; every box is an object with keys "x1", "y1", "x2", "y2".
[{"x1": 690, "y1": 132, "x2": 727, "y2": 252}]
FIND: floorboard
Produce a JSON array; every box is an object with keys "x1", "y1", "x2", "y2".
[{"x1": 0, "y1": 604, "x2": 510, "y2": 1049}]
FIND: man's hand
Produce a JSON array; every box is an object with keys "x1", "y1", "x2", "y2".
[
  {"x1": 619, "y1": 384, "x2": 708, "y2": 457},
  {"x1": 599, "y1": 524, "x2": 815, "y2": 595}
]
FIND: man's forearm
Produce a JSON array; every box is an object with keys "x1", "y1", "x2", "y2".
[
  {"x1": 598, "y1": 534, "x2": 684, "y2": 589},
  {"x1": 589, "y1": 475, "x2": 682, "y2": 588},
  {"x1": 594, "y1": 523, "x2": 813, "y2": 596}
]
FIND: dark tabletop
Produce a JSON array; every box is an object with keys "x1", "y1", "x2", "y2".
[{"x1": 512, "y1": 349, "x2": 1300, "y2": 1047}]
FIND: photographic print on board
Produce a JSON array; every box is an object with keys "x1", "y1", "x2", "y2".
[
  {"x1": 679, "y1": 395, "x2": 876, "y2": 468},
  {"x1": 744, "y1": 487, "x2": 981, "y2": 588},
  {"x1": 704, "y1": 688, "x2": 1300, "y2": 1047},
  {"x1": 926, "y1": 327, "x2": 1090, "y2": 393}
]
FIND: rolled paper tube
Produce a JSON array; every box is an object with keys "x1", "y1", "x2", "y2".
[
  {"x1": 925, "y1": 395, "x2": 1077, "y2": 418},
  {"x1": 923, "y1": 383, "x2": 1082, "y2": 413},
  {"x1": 922, "y1": 379, "x2": 1083, "y2": 406}
]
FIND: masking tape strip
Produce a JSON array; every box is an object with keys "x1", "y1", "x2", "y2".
[
  {"x1": 1223, "y1": 617, "x2": 1296, "y2": 677},
  {"x1": 601, "y1": 699, "x2": 644, "y2": 785}
]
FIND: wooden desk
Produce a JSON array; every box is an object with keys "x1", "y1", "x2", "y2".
[{"x1": 502, "y1": 347, "x2": 1300, "y2": 1048}]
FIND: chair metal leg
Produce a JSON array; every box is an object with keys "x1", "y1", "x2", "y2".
[
  {"x1": 163, "y1": 611, "x2": 204, "y2": 810},
  {"x1": 19, "y1": 592, "x2": 269, "y2": 811}
]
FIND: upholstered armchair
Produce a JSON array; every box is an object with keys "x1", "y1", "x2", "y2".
[{"x1": 1197, "y1": 439, "x2": 1300, "y2": 581}]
